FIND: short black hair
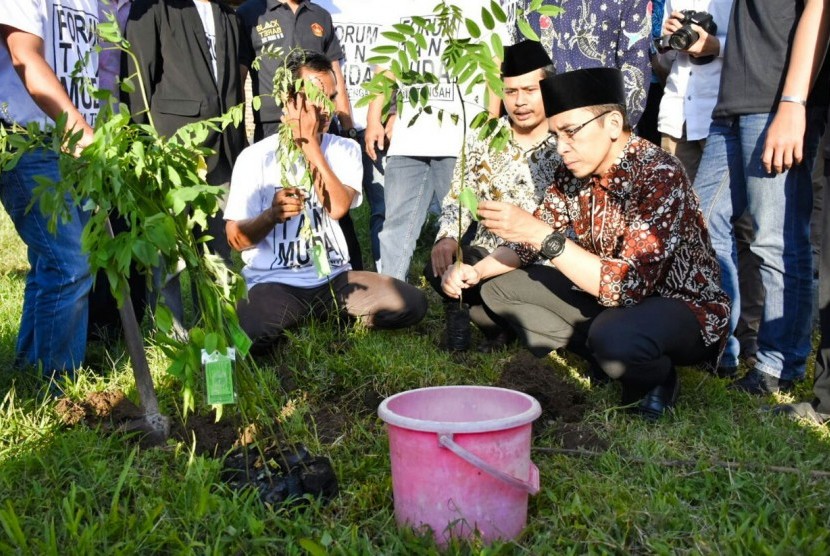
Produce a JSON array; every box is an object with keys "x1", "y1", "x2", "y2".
[
  {"x1": 587, "y1": 103, "x2": 630, "y2": 132},
  {"x1": 285, "y1": 49, "x2": 334, "y2": 83}
]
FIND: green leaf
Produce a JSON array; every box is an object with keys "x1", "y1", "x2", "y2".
[
  {"x1": 228, "y1": 319, "x2": 253, "y2": 357},
  {"x1": 517, "y1": 18, "x2": 540, "y2": 42},
  {"x1": 204, "y1": 332, "x2": 219, "y2": 355},
  {"x1": 490, "y1": 32, "x2": 504, "y2": 60},
  {"x1": 119, "y1": 78, "x2": 135, "y2": 94},
  {"x1": 167, "y1": 166, "x2": 182, "y2": 187},
  {"x1": 298, "y1": 538, "x2": 327, "y2": 556},
  {"x1": 373, "y1": 45, "x2": 399, "y2": 55},
  {"x1": 537, "y1": 5, "x2": 564, "y2": 17},
  {"x1": 381, "y1": 31, "x2": 406, "y2": 43},
  {"x1": 481, "y1": 7, "x2": 495, "y2": 30},
  {"x1": 252, "y1": 96, "x2": 261, "y2": 111},
  {"x1": 97, "y1": 21, "x2": 121, "y2": 43},
  {"x1": 311, "y1": 241, "x2": 331, "y2": 278},
  {"x1": 458, "y1": 187, "x2": 480, "y2": 221},
  {"x1": 155, "y1": 304, "x2": 174, "y2": 334},
  {"x1": 365, "y1": 55, "x2": 390, "y2": 66},
  {"x1": 464, "y1": 18, "x2": 482, "y2": 39},
  {"x1": 490, "y1": 0, "x2": 507, "y2": 23}
]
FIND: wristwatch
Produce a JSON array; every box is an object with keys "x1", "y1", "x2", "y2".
[
  {"x1": 540, "y1": 231, "x2": 566, "y2": 260},
  {"x1": 342, "y1": 128, "x2": 358, "y2": 139}
]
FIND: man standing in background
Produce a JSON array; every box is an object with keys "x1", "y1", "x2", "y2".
[
  {"x1": 693, "y1": 0, "x2": 830, "y2": 394},
  {"x1": 0, "y1": 0, "x2": 99, "y2": 379},
  {"x1": 311, "y1": 0, "x2": 388, "y2": 269}
]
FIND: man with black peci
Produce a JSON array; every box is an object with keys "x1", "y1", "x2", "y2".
[{"x1": 443, "y1": 68, "x2": 730, "y2": 420}]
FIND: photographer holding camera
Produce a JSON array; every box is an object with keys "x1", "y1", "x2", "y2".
[{"x1": 656, "y1": 1, "x2": 732, "y2": 181}]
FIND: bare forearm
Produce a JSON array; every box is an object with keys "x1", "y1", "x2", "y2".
[
  {"x1": 332, "y1": 60, "x2": 353, "y2": 129},
  {"x1": 472, "y1": 247, "x2": 522, "y2": 280},
  {"x1": 548, "y1": 241, "x2": 602, "y2": 297},
  {"x1": 2, "y1": 27, "x2": 93, "y2": 136},
  {"x1": 781, "y1": 0, "x2": 830, "y2": 98},
  {"x1": 302, "y1": 143, "x2": 355, "y2": 219},
  {"x1": 225, "y1": 211, "x2": 277, "y2": 251},
  {"x1": 520, "y1": 227, "x2": 603, "y2": 297}
]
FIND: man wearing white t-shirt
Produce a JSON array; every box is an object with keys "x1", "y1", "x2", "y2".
[
  {"x1": 366, "y1": 0, "x2": 510, "y2": 282},
  {"x1": 0, "y1": 0, "x2": 98, "y2": 378},
  {"x1": 225, "y1": 51, "x2": 426, "y2": 350},
  {"x1": 314, "y1": 0, "x2": 389, "y2": 269}
]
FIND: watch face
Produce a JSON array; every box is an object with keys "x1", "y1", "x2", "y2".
[
  {"x1": 346, "y1": 128, "x2": 358, "y2": 139},
  {"x1": 542, "y1": 232, "x2": 565, "y2": 259}
]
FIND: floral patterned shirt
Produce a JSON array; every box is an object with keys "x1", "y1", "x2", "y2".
[
  {"x1": 521, "y1": 0, "x2": 652, "y2": 126},
  {"x1": 508, "y1": 136, "x2": 730, "y2": 346},
  {"x1": 436, "y1": 118, "x2": 561, "y2": 253}
]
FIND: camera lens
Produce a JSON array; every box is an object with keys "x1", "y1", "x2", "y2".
[{"x1": 669, "y1": 27, "x2": 699, "y2": 50}]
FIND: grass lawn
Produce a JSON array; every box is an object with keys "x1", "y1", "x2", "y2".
[{"x1": 1, "y1": 203, "x2": 829, "y2": 555}]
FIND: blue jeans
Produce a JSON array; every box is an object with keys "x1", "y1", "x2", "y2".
[
  {"x1": 378, "y1": 155, "x2": 456, "y2": 281},
  {"x1": 693, "y1": 109, "x2": 825, "y2": 380},
  {"x1": 356, "y1": 130, "x2": 386, "y2": 268},
  {"x1": 0, "y1": 148, "x2": 92, "y2": 377}
]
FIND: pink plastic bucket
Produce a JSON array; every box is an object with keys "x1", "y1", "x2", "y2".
[{"x1": 378, "y1": 386, "x2": 541, "y2": 544}]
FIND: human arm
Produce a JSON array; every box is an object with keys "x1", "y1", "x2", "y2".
[
  {"x1": 284, "y1": 93, "x2": 357, "y2": 219},
  {"x1": 762, "y1": 0, "x2": 830, "y2": 174},
  {"x1": 432, "y1": 140, "x2": 479, "y2": 276},
  {"x1": 365, "y1": 88, "x2": 393, "y2": 161},
  {"x1": 476, "y1": 200, "x2": 603, "y2": 297},
  {"x1": 226, "y1": 187, "x2": 306, "y2": 251},
  {"x1": 662, "y1": 10, "x2": 721, "y2": 59},
  {"x1": 331, "y1": 59, "x2": 354, "y2": 131},
  {"x1": 0, "y1": 25, "x2": 94, "y2": 149},
  {"x1": 441, "y1": 246, "x2": 522, "y2": 299}
]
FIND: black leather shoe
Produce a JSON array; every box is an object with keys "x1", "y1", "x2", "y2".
[
  {"x1": 770, "y1": 402, "x2": 830, "y2": 425},
  {"x1": 636, "y1": 370, "x2": 680, "y2": 422},
  {"x1": 729, "y1": 368, "x2": 793, "y2": 395}
]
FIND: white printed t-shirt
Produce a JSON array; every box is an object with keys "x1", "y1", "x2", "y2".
[
  {"x1": 225, "y1": 133, "x2": 364, "y2": 290},
  {"x1": 0, "y1": 0, "x2": 99, "y2": 128},
  {"x1": 373, "y1": 0, "x2": 513, "y2": 158},
  {"x1": 314, "y1": 0, "x2": 392, "y2": 131}
]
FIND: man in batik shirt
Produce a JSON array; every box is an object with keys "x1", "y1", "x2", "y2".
[
  {"x1": 425, "y1": 40, "x2": 560, "y2": 352},
  {"x1": 443, "y1": 68, "x2": 729, "y2": 421}
]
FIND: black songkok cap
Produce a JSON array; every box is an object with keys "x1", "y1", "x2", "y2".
[
  {"x1": 539, "y1": 67, "x2": 626, "y2": 117},
  {"x1": 501, "y1": 40, "x2": 552, "y2": 77}
]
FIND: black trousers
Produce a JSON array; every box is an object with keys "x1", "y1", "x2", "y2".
[
  {"x1": 238, "y1": 270, "x2": 427, "y2": 351},
  {"x1": 481, "y1": 265, "x2": 718, "y2": 392},
  {"x1": 813, "y1": 161, "x2": 830, "y2": 413}
]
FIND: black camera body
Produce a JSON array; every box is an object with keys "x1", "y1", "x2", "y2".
[{"x1": 656, "y1": 10, "x2": 718, "y2": 64}]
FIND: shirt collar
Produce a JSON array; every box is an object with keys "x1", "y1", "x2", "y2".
[
  {"x1": 594, "y1": 134, "x2": 637, "y2": 198},
  {"x1": 501, "y1": 116, "x2": 556, "y2": 155},
  {"x1": 268, "y1": 0, "x2": 311, "y2": 12}
]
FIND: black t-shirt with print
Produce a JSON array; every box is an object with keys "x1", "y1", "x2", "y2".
[{"x1": 237, "y1": 0, "x2": 343, "y2": 129}]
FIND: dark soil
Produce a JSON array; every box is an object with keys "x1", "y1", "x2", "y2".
[
  {"x1": 548, "y1": 422, "x2": 609, "y2": 452},
  {"x1": 169, "y1": 413, "x2": 257, "y2": 457},
  {"x1": 496, "y1": 350, "x2": 590, "y2": 424},
  {"x1": 55, "y1": 390, "x2": 145, "y2": 428}
]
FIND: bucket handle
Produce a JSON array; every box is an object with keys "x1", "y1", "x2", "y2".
[{"x1": 438, "y1": 434, "x2": 540, "y2": 495}]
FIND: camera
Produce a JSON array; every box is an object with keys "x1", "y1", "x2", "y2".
[{"x1": 655, "y1": 10, "x2": 718, "y2": 64}]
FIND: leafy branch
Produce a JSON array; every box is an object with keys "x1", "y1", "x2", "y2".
[{"x1": 0, "y1": 14, "x2": 252, "y2": 417}]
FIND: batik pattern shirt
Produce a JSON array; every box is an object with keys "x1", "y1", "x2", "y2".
[
  {"x1": 436, "y1": 117, "x2": 561, "y2": 253},
  {"x1": 508, "y1": 136, "x2": 730, "y2": 346},
  {"x1": 522, "y1": 0, "x2": 652, "y2": 125}
]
